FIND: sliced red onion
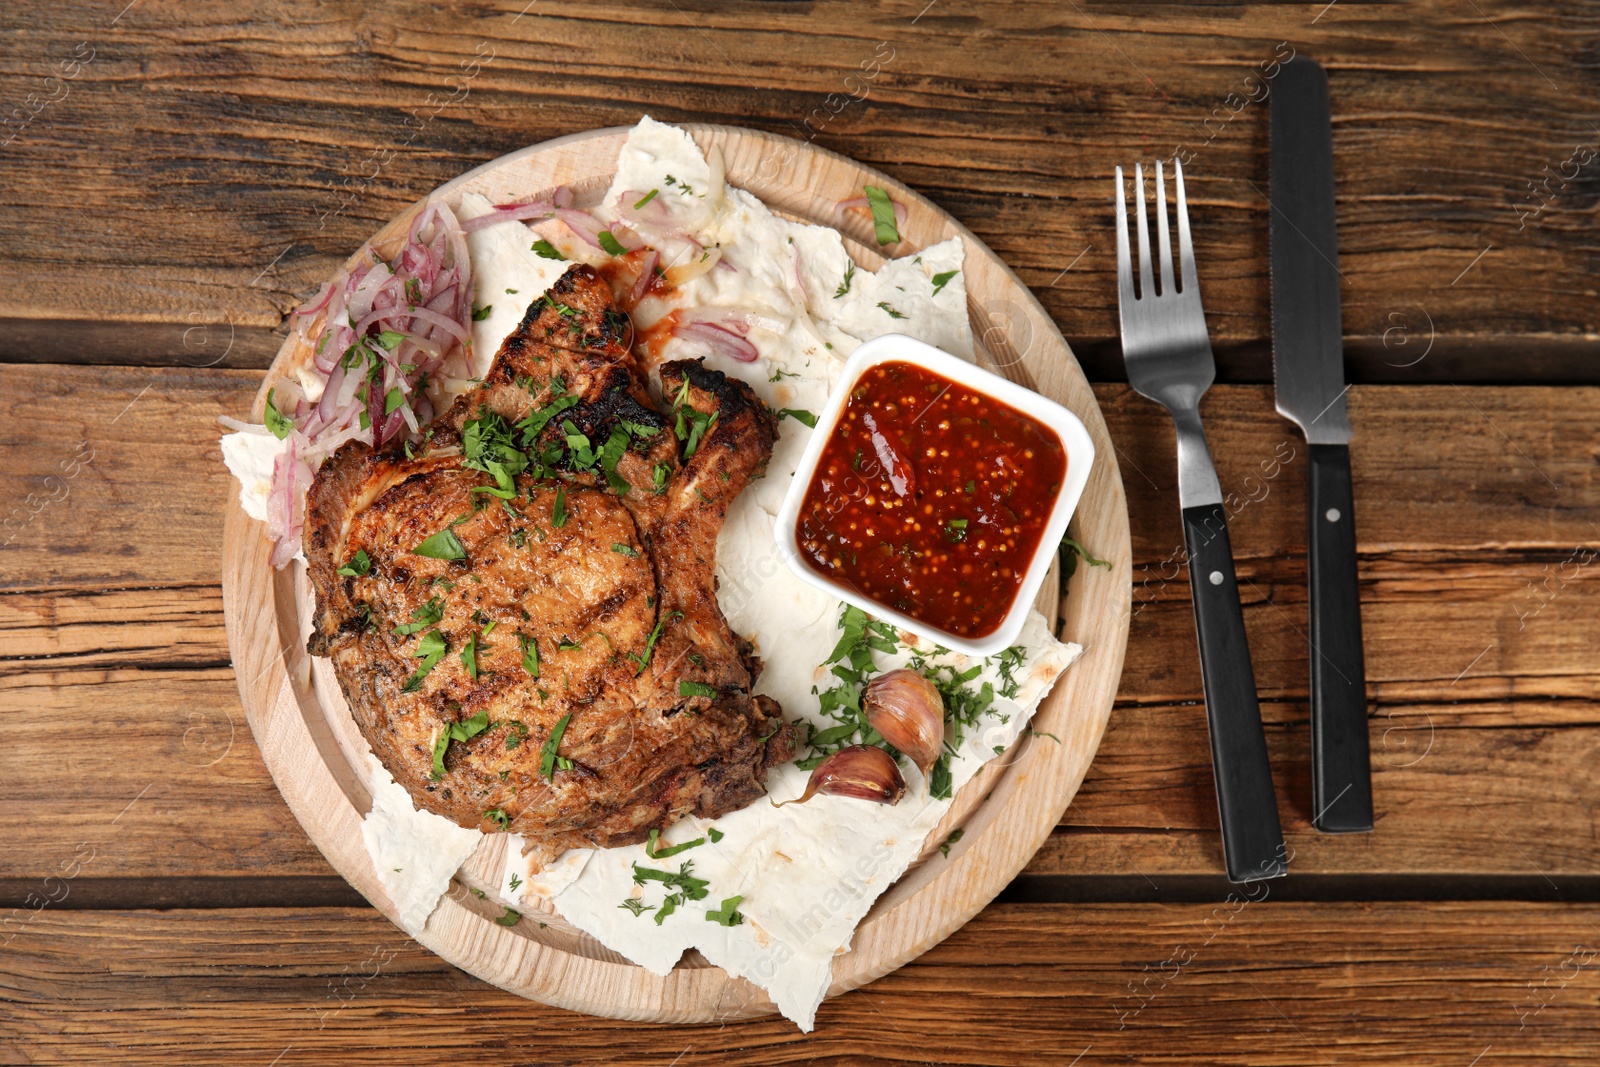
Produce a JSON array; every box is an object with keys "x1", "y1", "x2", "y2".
[
  {"x1": 265, "y1": 200, "x2": 475, "y2": 563},
  {"x1": 675, "y1": 320, "x2": 759, "y2": 362},
  {"x1": 627, "y1": 250, "x2": 661, "y2": 309},
  {"x1": 554, "y1": 208, "x2": 608, "y2": 250},
  {"x1": 460, "y1": 201, "x2": 556, "y2": 233}
]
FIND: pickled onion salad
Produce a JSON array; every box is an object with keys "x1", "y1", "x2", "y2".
[{"x1": 251, "y1": 202, "x2": 476, "y2": 565}]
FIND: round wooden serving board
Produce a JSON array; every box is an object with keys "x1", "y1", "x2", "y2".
[{"x1": 221, "y1": 124, "x2": 1132, "y2": 1024}]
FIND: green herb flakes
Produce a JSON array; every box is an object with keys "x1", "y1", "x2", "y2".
[
  {"x1": 428, "y1": 707, "x2": 487, "y2": 777},
  {"x1": 776, "y1": 408, "x2": 819, "y2": 428},
  {"x1": 863, "y1": 184, "x2": 901, "y2": 245},
  {"x1": 705, "y1": 896, "x2": 745, "y2": 926},
  {"x1": 412, "y1": 528, "x2": 467, "y2": 561},
  {"x1": 645, "y1": 828, "x2": 705, "y2": 859},
  {"x1": 531, "y1": 238, "x2": 566, "y2": 260},
  {"x1": 337, "y1": 549, "x2": 371, "y2": 578},
  {"x1": 394, "y1": 597, "x2": 444, "y2": 637},
  {"x1": 264, "y1": 388, "x2": 294, "y2": 439},
  {"x1": 539, "y1": 713, "x2": 573, "y2": 781}
]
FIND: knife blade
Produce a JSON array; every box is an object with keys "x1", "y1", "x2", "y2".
[{"x1": 1269, "y1": 55, "x2": 1374, "y2": 834}]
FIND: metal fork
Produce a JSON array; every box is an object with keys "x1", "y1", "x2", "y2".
[{"x1": 1115, "y1": 160, "x2": 1285, "y2": 883}]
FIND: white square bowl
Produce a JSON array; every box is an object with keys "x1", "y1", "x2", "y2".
[{"x1": 773, "y1": 333, "x2": 1096, "y2": 658}]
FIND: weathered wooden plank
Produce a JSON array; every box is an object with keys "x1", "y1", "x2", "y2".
[
  {"x1": 0, "y1": 2, "x2": 1595, "y2": 376},
  {"x1": 3, "y1": 903, "x2": 1598, "y2": 1064}
]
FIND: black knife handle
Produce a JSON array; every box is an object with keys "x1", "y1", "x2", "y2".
[
  {"x1": 1182, "y1": 503, "x2": 1287, "y2": 882},
  {"x1": 1306, "y1": 444, "x2": 1375, "y2": 832}
]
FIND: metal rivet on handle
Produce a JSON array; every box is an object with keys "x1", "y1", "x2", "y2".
[
  {"x1": 1209, "y1": 570, "x2": 1224, "y2": 586},
  {"x1": 1325, "y1": 508, "x2": 1341, "y2": 523}
]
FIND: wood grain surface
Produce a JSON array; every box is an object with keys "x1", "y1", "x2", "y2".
[{"x1": 3, "y1": 0, "x2": 1598, "y2": 1061}]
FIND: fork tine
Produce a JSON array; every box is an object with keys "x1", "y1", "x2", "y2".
[
  {"x1": 1155, "y1": 160, "x2": 1175, "y2": 298},
  {"x1": 1114, "y1": 165, "x2": 1134, "y2": 310},
  {"x1": 1175, "y1": 157, "x2": 1196, "y2": 295},
  {"x1": 1134, "y1": 163, "x2": 1154, "y2": 301}
]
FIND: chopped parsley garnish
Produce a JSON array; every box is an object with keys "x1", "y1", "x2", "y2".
[
  {"x1": 707, "y1": 828, "x2": 724, "y2": 843},
  {"x1": 519, "y1": 634, "x2": 539, "y2": 678},
  {"x1": 863, "y1": 184, "x2": 900, "y2": 245},
  {"x1": 612, "y1": 542, "x2": 639, "y2": 558},
  {"x1": 377, "y1": 330, "x2": 405, "y2": 350},
  {"x1": 264, "y1": 388, "x2": 294, "y2": 439},
  {"x1": 551, "y1": 485, "x2": 568, "y2": 528},
  {"x1": 337, "y1": 549, "x2": 371, "y2": 578},
  {"x1": 938, "y1": 828, "x2": 964, "y2": 857},
  {"x1": 618, "y1": 898, "x2": 655, "y2": 918},
  {"x1": 506, "y1": 721, "x2": 529, "y2": 749},
  {"x1": 484, "y1": 808, "x2": 509, "y2": 831},
  {"x1": 1059, "y1": 535, "x2": 1111, "y2": 579},
  {"x1": 628, "y1": 611, "x2": 680, "y2": 674},
  {"x1": 404, "y1": 629, "x2": 449, "y2": 694},
  {"x1": 652, "y1": 463, "x2": 671, "y2": 493},
  {"x1": 945, "y1": 518, "x2": 969, "y2": 543},
  {"x1": 539, "y1": 713, "x2": 573, "y2": 780},
  {"x1": 992, "y1": 645, "x2": 1027, "y2": 700},
  {"x1": 776, "y1": 408, "x2": 818, "y2": 428},
  {"x1": 673, "y1": 393, "x2": 718, "y2": 460},
  {"x1": 834, "y1": 261, "x2": 856, "y2": 299},
  {"x1": 705, "y1": 896, "x2": 744, "y2": 926},
  {"x1": 877, "y1": 301, "x2": 907, "y2": 320},
  {"x1": 494, "y1": 907, "x2": 520, "y2": 927},
  {"x1": 472, "y1": 302, "x2": 492, "y2": 321},
  {"x1": 646, "y1": 828, "x2": 705, "y2": 859},
  {"x1": 428, "y1": 707, "x2": 487, "y2": 776},
  {"x1": 509, "y1": 873, "x2": 523, "y2": 891},
  {"x1": 383, "y1": 387, "x2": 404, "y2": 416},
  {"x1": 931, "y1": 269, "x2": 959, "y2": 296},
  {"x1": 558, "y1": 639, "x2": 582, "y2": 652},
  {"x1": 597, "y1": 230, "x2": 627, "y2": 256},
  {"x1": 460, "y1": 631, "x2": 482, "y2": 680},
  {"x1": 630, "y1": 859, "x2": 710, "y2": 926},
  {"x1": 413, "y1": 528, "x2": 466, "y2": 560},
  {"x1": 679, "y1": 681, "x2": 717, "y2": 698},
  {"x1": 394, "y1": 596, "x2": 444, "y2": 637},
  {"x1": 531, "y1": 238, "x2": 566, "y2": 260},
  {"x1": 633, "y1": 188, "x2": 659, "y2": 209},
  {"x1": 769, "y1": 367, "x2": 802, "y2": 383}
]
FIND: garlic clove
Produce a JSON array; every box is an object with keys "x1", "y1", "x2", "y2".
[
  {"x1": 863, "y1": 668, "x2": 946, "y2": 777},
  {"x1": 789, "y1": 744, "x2": 907, "y2": 806}
]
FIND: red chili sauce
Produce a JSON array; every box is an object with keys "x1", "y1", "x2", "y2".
[{"x1": 795, "y1": 360, "x2": 1066, "y2": 639}]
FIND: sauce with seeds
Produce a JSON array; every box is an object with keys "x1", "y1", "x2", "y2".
[{"x1": 796, "y1": 360, "x2": 1066, "y2": 639}]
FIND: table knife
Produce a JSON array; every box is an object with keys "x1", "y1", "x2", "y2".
[{"x1": 1269, "y1": 56, "x2": 1374, "y2": 833}]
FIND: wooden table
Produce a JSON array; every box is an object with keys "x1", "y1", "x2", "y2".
[{"x1": 4, "y1": 2, "x2": 1598, "y2": 1063}]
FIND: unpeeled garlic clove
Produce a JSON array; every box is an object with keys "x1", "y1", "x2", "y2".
[
  {"x1": 863, "y1": 668, "x2": 945, "y2": 777},
  {"x1": 790, "y1": 744, "x2": 906, "y2": 806}
]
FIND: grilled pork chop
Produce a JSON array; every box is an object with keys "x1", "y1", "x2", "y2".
[{"x1": 304, "y1": 264, "x2": 797, "y2": 859}]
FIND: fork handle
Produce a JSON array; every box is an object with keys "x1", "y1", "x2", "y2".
[
  {"x1": 1307, "y1": 444, "x2": 1375, "y2": 833},
  {"x1": 1181, "y1": 502, "x2": 1286, "y2": 883}
]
